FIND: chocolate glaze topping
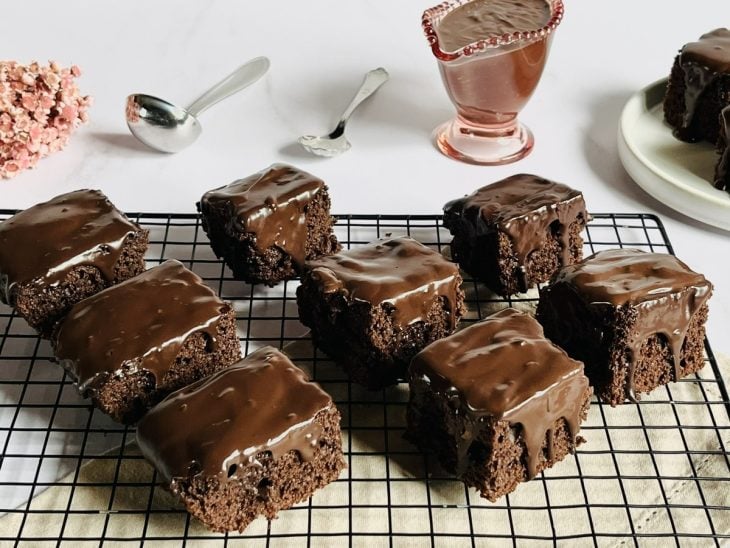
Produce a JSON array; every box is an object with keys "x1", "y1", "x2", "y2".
[
  {"x1": 0, "y1": 189, "x2": 141, "y2": 305},
  {"x1": 410, "y1": 308, "x2": 588, "y2": 479},
  {"x1": 677, "y1": 28, "x2": 730, "y2": 138},
  {"x1": 199, "y1": 164, "x2": 325, "y2": 268},
  {"x1": 550, "y1": 248, "x2": 712, "y2": 401},
  {"x1": 437, "y1": 0, "x2": 551, "y2": 53},
  {"x1": 55, "y1": 260, "x2": 229, "y2": 393},
  {"x1": 444, "y1": 174, "x2": 587, "y2": 292},
  {"x1": 305, "y1": 237, "x2": 462, "y2": 329},
  {"x1": 715, "y1": 107, "x2": 730, "y2": 191},
  {"x1": 136, "y1": 346, "x2": 333, "y2": 486}
]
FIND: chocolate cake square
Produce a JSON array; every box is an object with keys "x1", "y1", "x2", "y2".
[
  {"x1": 197, "y1": 163, "x2": 340, "y2": 286},
  {"x1": 443, "y1": 174, "x2": 588, "y2": 296},
  {"x1": 136, "y1": 346, "x2": 345, "y2": 533},
  {"x1": 296, "y1": 236, "x2": 466, "y2": 389},
  {"x1": 0, "y1": 189, "x2": 149, "y2": 337},
  {"x1": 536, "y1": 249, "x2": 713, "y2": 406},
  {"x1": 664, "y1": 28, "x2": 730, "y2": 144},
  {"x1": 53, "y1": 260, "x2": 241, "y2": 424},
  {"x1": 406, "y1": 308, "x2": 591, "y2": 501}
]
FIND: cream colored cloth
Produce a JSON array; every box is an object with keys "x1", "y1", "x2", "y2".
[{"x1": 2, "y1": 328, "x2": 729, "y2": 547}]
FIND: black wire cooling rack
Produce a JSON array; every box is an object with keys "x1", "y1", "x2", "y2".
[{"x1": 0, "y1": 212, "x2": 728, "y2": 547}]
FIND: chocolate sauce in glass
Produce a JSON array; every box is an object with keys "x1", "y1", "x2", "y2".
[
  {"x1": 551, "y1": 249, "x2": 712, "y2": 401},
  {"x1": 55, "y1": 260, "x2": 228, "y2": 394},
  {"x1": 715, "y1": 106, "x2": 730, "y2": 191},
  {"x1": 677, "y1": 28, "x2": 730, "y2": 139},
  {"x1": 305, "y1": 237, "x2": 462, "y2": 329},
  {"x1": 434, "y1": 0, "x2": 553, "y2": 125},
  {"x1": 0, "y1": 189, "x2": 140, "y2": 306},
  {"x1": 199, "y1": 164, "x2": 325, "y2": 268},
  {"x1": 136, "y1": 347, "x2": 334, "y2": 486},
  {"x1": 444, "y1": 174, "x2": 586, "y2": 292},
  {"x1": 410, "y1": 308, "x2": 589, "y2": 479}
]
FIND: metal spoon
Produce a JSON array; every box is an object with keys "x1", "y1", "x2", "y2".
[
  {"x1": 298, "y1": 67, "x2": 389, "y2": 157},
  {"x1": 125, "y1": 56, "x2": 270, "y2": 153}
]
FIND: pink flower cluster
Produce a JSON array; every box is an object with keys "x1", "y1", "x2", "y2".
[{"x1": 0, "y1": 61, "x2": 91, "y2": 179}]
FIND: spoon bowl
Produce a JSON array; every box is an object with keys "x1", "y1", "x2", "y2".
[
  {"x1": 125, "y1": 56, "x2": 270, "y2": 153},
  {"x1": 126, "y1": 94, "x2": 202, "y2": 153}
]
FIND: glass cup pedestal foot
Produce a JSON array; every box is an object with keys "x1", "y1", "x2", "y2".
[{"x1": 434, "y1": 117, "x2": 534, "y2": 165}]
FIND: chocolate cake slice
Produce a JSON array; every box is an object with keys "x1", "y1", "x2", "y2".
[
  {"x1": 297, "y1": 236, "x2": 466, "y2": 389},
  {"x1": 536, "y1": 249, "x2": 712, "y2": 406},
  {"x1": 0, "y1": 189, "x2": 148, "y2": 337},
  {"x1": 197, "y1": 163, "x2": 340, "y2": 286},
  {"x1": 664, "y1": 28, "x2": 730, "y2": 144},
  {"x1": 406, "y1": 308, "x2": 591, "y2": 501},
  {"x1": 443, "y1": 174, "x2": 588, "y2": 296},
  {"x1": 53, "y1": 260, "x2": 241, "y2": 424},
  {"x1": 714, "y1": 106, "x2": 730, "y2": 192},
  {"x1": 136, "y1": 346, "x2": 345, "y2": 533}
]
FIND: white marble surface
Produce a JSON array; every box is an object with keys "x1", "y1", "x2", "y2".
[{"x1": 1, "y1": 0, "x2": 729, "y2": 352}]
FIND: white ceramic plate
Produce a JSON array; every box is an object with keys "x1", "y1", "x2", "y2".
[{"x1": 617, "y1": 78, "x2": 730, "y2": 231}]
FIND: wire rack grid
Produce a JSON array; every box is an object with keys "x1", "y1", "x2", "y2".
[{"x1": 0, "y1": 212, "x2": 728, "y2": 548}]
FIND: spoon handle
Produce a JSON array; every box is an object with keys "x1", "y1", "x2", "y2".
[
  {"x1": 186, "y1": 56, "x2": 270, "y2": 117},
  {"x1": 337, "y1": 67, "x2": 389, "y2": 127}
]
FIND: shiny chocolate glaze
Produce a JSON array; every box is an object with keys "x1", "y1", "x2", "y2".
[
  {"x1": 305, "y1": 236, "x2": 462, "y2": 329},
  {"x1": 443, "y1": 174, "x2": 587, "y2": 291},
  {"x1": 549, "y1": 248, "x2": 712, "y2": 401},
  {"x1": 199, "y1": 164, "x2": 325, "y2": 268},
  {"x1": 677, "y1": 28, "x2": 730, "y2": 138},
  {"x1": 136, "y1": 346, "x2": 334, "y2": 486},
  {"x1": 716, "y1": 107, "x2": 730, "y2": 191},
  {"x1": 0, "y1": 189, "x2": 141, "y2": 305},
  {"x1": 410, "y1": 308, "x2": 589, "y2": 479},
  {"x1": 437, "y1": 0, "x2": 551, "y2": 52},
  {"x1": 55, "y1": 260, "x2": 229, "y2": 393}
]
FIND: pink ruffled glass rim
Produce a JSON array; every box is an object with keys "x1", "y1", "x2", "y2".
[{"x1": 422, "y1": 0, "x2": 565, "y2": 62}]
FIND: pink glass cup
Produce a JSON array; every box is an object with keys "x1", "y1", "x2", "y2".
[{"x1": 422, "y1": 0, "x2": 564, "y2": 165}]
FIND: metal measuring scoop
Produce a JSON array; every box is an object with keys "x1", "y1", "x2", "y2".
[
  {"x1": 125, "y1": 56, "x2": 270, "y2": 153},
  {"x1": 298, "y1": 67, "x2": 389, "y2": 157}
]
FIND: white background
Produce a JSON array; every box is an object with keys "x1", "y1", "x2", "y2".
[{"x1": 1, "y1": 0, "x2": 729, "y2": 354}]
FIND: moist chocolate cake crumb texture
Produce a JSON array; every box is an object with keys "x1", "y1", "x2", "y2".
[
  {"x1": 297, "y1": 236, "x2": 466, "y2": 389},
  {"x1": 664, "y1": 28, "x2": 730, "y2": 144},
  {"x1": 197, "y1": 163, "x2": 340, "y2": 286},
  {"x1": 136, "y1": 346, "x2": 345, "y2": 533},
  {"x1": 406, "y1": 308, "x2": 591, "y2": 501},
  {"x1": 537, "y1": 248, "x2": 713, "y2": 406},
  {"x1": 53, "y1": 259, "x2": 241, "y2": 424},
  {"x1": 715, "y1": 106, "x2": 730, "y2": 192},
  {"x1": 0, "y1": 189, "x2": 149, "y2": 336},
  {"x1": 443, "y1": 174, "x2": 587, "y2": 296}
]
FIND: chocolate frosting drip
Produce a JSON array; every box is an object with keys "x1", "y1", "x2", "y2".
[
  {"x1": 306, "y1": 237, "x2": 462, "y2": 329},
  {"x1": 411, "y1": 308, "x2": 588, "y2": 479},
  {"x1": 0, "y1": 189, "x2": 140, "y2": 305},
  {"x1": 715, "y1": 107, "x2": 730, "y2": 191},
  {"x1": 444, "y1": 174, "x2": 587, "y2": 292},
  {"x1": 678, "y1": 28, "x2": 730, "y2": 137},
  {"x1": 136, "y1": 346, "x2": 333, "y2": 485},
  {"x1": 200, "y1": 164, "x2": 325, "y2": 268},
  {"x1": 552, "y1": 248, "x2": 712, "y2": 401},
  {"x1": 436, "y1": 0, "x2": 551, "y2": 52},
  {"x1": 55, "y1": 260, "x2": 228, "y2": 393}
]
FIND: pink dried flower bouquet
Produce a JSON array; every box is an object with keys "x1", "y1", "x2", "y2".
[{"x1": 0, "y1": 60, "x2": 91, "y2": 179}]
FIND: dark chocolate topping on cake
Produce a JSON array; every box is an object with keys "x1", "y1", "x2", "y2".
[
  {"x1": 444, "y1": 174, "x2": 586, "y2": 291},
  {"x1": 715, "y1": 107, "x2": 730, "y2": 191},
  {"x1": 410, "y1": 308, "x2": 588, "y2": 479},
  {"x1": 136, "y1": 346, "x2": 333, "y2": 485},
  {"x1": 199, "y1": 164, "x2": 325, "y2": 268},
  {"x1": 550, "y1": 248, "x2": 712, "y2": 401},
  {"x1": 677, "y1": 28, "x2": 730, "y2": 136},
  {"x1": 0, "y1": 189, "x2": 140, "y2": 305},
  {"x1": 55, "y1": 260, "x2": 228, "y2": 393},
  {"x1": 305, "y1": 237, "x2": 462, "y2": 328}
]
